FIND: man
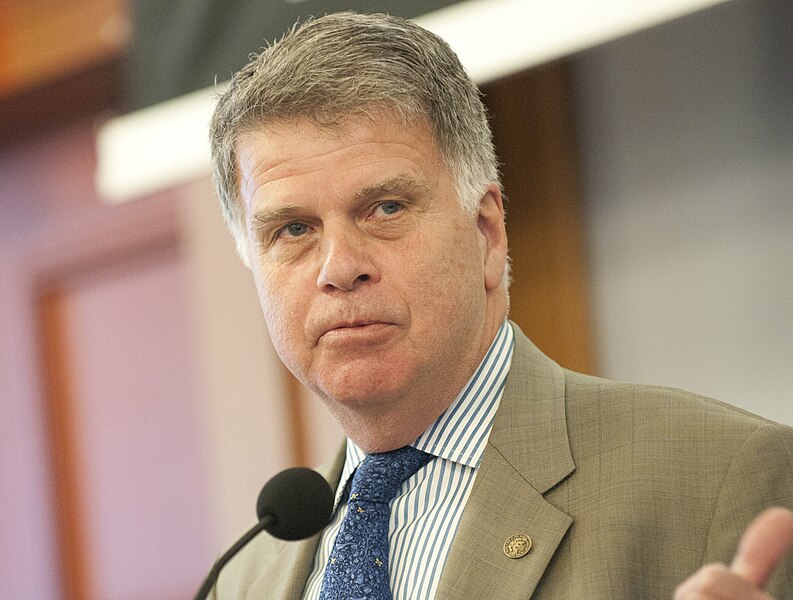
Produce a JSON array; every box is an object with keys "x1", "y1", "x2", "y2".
[{"x1": 206, "y1": 12, "x2": 793, "y2": 599}]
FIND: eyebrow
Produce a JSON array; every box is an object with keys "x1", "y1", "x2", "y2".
[
  {"x1": 252, "y1": 205, "x2": 306, "y2": 230},
  {"x1": 355, "y1": 175, "x2": 431, "y2": 202},
  {"x1": 252, "y1": 175, "x2": 431, "y2": 229}
]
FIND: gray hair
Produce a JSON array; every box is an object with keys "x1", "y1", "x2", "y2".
[{"x1": 209, "y1": 11, "x2": 501, "y2": 257}]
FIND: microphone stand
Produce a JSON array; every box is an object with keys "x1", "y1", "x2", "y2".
[{"x1": 193, "y1": 514, "x2": 275, "y2": 600}]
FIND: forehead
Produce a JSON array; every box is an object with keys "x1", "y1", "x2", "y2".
[{"x1": 236, "y1": 114, "x2": 448, "y2": 211}]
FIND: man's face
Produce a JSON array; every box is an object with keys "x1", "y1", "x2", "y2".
[{"x1": 236, "y1": 113, "x2": 507, "y2": 449}]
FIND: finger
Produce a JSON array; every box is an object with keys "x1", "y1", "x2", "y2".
[
  {"x1": 675, "y1": 563, "x2": 764, "y2": 600},
  {"x1": 731, "y1": 507, "x2": 793, "y2": 589}
]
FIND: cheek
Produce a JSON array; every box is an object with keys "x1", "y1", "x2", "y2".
[
  {"x1": 404, "y1": 236, "x2": 480, "y2": 313},
  {"x1": 433, "y1": 225, "x2": 482, "y2": 280},
  {"x1": 254, "y1": 266, "x2": 306, "y2": 349}
]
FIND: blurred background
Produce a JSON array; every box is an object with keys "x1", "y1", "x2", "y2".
[{"x1": 1, "y1": 0, "x2": 791, "y2": 598}]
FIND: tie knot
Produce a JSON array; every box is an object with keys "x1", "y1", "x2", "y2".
[{"x1": 349, "y1": 446, "x2": 432, "y2": 504}]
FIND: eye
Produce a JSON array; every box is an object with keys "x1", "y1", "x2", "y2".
[
  {"x1": 377, "y1": 201, "x2": 402, "y2": 216},
  {"x1": 282, "y1": 222, "x2": 309, "y2": 237}
]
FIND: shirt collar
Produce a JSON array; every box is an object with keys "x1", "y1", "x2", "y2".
[{"x1": 333, "y1": 321, "x2": 514, "y2": 508}]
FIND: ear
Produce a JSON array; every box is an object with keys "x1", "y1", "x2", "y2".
[{"x1": 476, "y1": 183, "x2": 508, "y2": 291}]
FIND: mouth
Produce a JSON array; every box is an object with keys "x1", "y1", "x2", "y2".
[{"x1": 318, "y1": 320, "x2": 394, "y2": 343}]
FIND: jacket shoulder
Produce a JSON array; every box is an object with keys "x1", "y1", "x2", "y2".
[
  {"x1": 537, "y1": 370, "x2": 793, "y2": 598},
  {"x1": 562, "y1": 369, "x2": 786, "y2": 438}
]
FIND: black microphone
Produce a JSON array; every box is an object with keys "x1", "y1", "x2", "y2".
[{"x1": 194, "y1": 467, "x2": 334, "y2": 600}]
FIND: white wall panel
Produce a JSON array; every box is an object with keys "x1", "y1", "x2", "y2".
[{"x1": 574, "y1": 0, "x2": 793, "y2": 425}]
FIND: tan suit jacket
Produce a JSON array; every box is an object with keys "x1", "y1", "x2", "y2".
[{"x1": 211, "y1": 324, "x2": 793, "y2": 599}]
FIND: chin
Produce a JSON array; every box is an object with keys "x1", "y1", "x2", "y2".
[
  {"x1": 312, "y1": 362, "x2": 412, "y2": 410},
  {"x1": 317, "y1": 373, "x2": 405, "y2": 410},
  {"x1": 319, "y1": 380, "x2": 405, "y2": 410}
]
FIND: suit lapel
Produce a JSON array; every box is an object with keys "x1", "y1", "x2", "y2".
[
  {"x1": 435, "y1": 324, "x2": 575, "y2": 599},
  {"x1": 247, "y1": 535, "x2": 322, "y2": 600}
]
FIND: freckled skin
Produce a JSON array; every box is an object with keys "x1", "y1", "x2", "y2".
[{"x1": 236, "y1": 114, "x2": 508, "y2": 452}]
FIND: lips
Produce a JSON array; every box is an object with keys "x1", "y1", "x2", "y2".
[
  {"x1": 321, "y1": 319, "x2": 386, "y2": 337},
  {"x1": 311, "y1": 315, "x2": 398, "y2": 345}
]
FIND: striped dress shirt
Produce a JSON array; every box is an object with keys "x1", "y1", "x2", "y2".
[{"x1": 302, "y1": 321, "x2": 514, "y2": 600}]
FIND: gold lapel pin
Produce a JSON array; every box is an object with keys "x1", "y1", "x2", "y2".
[{"x1": 503, "y1": 534, "x2": 532, "y2": 559}]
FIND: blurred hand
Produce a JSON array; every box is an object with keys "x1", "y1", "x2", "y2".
[{"x1": 674, "y1": 507, "x2": 793, "y2": 600}]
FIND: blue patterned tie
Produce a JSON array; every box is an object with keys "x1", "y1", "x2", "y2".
[{"x1": 318, "y1": 446, "x2": 432, "y2": 600}]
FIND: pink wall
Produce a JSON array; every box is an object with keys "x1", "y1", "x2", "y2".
[{"x1": 0, "y1": 121, "x2": 215, "y2": 599}]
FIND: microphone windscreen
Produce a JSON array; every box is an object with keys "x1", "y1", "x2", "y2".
[{"x1": 256, "y1": 467, "x2": 334, "y2": 540}]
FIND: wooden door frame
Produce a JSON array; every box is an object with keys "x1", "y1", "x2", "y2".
[
  {"x1": 483, "y1": 60, "x2": 597, "y2": 375},
  {"x1": 6, "y1": 193, "x2": 180, "y2": 600}
]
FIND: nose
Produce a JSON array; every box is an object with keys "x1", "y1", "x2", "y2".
[{"x1": 316, "y1": 229, "x2": 379, "y2": 291}]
